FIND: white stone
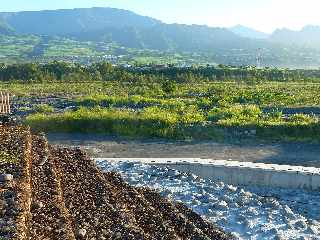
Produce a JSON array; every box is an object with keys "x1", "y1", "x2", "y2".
[
  {"x1": 216, "y1": 201, "x2": 228, "y2": 210},
  {"x1": 77, "y1": 228, "x2": 87, "y2": 238},
  {"x1": 0, "y1": 174, "x2": 13, "y2": 182},
  {"x1": 294, "y1": 220, "x2": 307, "y2": 230}
]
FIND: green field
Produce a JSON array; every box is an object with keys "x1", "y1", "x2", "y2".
[
  {"x1": 0, "y1": 35, "x2": 213, "y2": 65},
  {"x1": 2, "y1": 81, "x2": 320, "y2": 106},
  {"x1": 0, "y1": 80, "x2": 318, "y2": 142},
  {"x1": 1, "y1": 63, "x2": 319, "y2": 142}
]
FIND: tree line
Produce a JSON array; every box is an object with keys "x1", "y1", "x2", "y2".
[{"x1": 1, "y1": 61, "x2": 320, "y2": 83}]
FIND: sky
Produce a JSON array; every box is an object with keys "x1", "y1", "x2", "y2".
[{"x1": 0, "y1": 0, "x2": 320, "y2": 33}]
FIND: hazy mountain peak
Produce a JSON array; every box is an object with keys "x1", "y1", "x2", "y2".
[
  {"x1": 301, "y1": 25, "x2": 320, "y2": 32},
  {"x1": 229, "y1": 24, "x2": 269, "y2": 39},
  {"x1": 270, "y1": 25, "x2": 320, "y2": 48}
]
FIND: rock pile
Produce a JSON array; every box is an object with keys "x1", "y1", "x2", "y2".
[{"x1": 0, "y1": 125, "x2": 232, "y2": 240}]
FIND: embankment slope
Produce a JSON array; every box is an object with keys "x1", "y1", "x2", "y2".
[{"x1": 0, "y1": 124, "x2": 232, "y2": 240}]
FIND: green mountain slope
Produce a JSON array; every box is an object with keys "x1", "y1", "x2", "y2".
[
  {"x1": 0, "y1": 7, "x2": 161, "y2": 35},
  {"x1": 0, "y1": 7, "x2": 319, "y2": 68},
  {"x1": 0, "y1": 20, "x2": 14, "y2": 35},
  {"x1": 0, "y1": 7, "x2": 257, "y2": 52}
]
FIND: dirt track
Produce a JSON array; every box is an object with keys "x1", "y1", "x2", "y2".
[{"x1": 48, "y1": 133, "x2": 320, "y2": 168}]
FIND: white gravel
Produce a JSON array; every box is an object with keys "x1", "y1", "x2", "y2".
[{"x1": 96, "y1": 160, "x2": 320, "y2": 240}]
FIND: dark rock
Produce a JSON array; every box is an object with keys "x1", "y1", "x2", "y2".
[{"x1": 0, "y1": 115, "x2": 17, "y2": 126}]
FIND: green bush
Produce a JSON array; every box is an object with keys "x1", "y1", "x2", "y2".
[
  {"x1": 266, "y1": 109, "x2": 283, "y2": 121},
  {"x1": 34, "y1": 104, "x2": 55, "y2": 114},
  {"x1": 208, "y1": 104, "x2": 262, "y2": 124},
  {"x1": 161, "y1": 80, "x2": 177, "y2": 95},
  {"x1": 288, "y1": 114, "x2": 316, "y2": 124}
]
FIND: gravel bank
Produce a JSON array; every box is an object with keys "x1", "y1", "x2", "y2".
[{"x1": 97, "y1": 160, "x2": 320, "y2": 240}]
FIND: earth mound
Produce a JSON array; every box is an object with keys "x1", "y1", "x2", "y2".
[{"x1": 0, "y1": 124, "x2": 232, "y2": 239}]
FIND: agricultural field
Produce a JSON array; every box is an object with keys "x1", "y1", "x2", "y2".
[
  {"x1": 43, "y1": 38, "x2": 100, "y2": 57},
  {"x1": 1, "y1": 62, "x2": 320, "y2": 142},
  {"x1": 0, "y1": 35, "x2": 213, "y2": 65},
  {"x1": 0, "y1": 35, "x2": 40, "y2": 63},
  {"x1": 1, "y1": 79, "x2": 320, "y2": 142}
]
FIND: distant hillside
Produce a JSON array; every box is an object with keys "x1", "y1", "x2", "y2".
[
  {"x1": 0, "y1": 7, "x2": 319, "y2": 68},
  {"x1": 270, "y1": 25, "x2": 320, "y2": 48},
  {"x1": 0, "y1": 20, "x2": 14, "y2": 35},
  {"x1": 229, "y1": 25, "x2": 269, "y2": 39},
  {"x1": 0, "y1": 7, "x2": 264, "y2": 53},
  {"x1": 0, "y1": 7, "x2": 161, "y2": 35},
  {"x1": 72, "y1": 23, "x2": 262, "y2": 52}
]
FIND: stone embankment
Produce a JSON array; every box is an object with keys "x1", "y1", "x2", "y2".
[
  {"x1": 99, "y1": 158, "x2": 320, "y2": 191},
  {"x1": 0, "y1": 124, "x2": 232, "y2": 240}
]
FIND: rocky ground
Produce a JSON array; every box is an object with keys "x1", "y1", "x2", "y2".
[
  {"x1": 0, "y1": 123, "x2": 232, "y2": 240},
  {"x1": 98, "y1": 160, "x2": 320, "y2": 239}
]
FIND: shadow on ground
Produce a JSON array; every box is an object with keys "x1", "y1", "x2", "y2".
[{"x1": 47, "y1": 133, "x2": 320, "y2": 168}]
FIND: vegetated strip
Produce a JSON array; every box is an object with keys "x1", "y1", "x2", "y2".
[{"x1": 25, "y1": 107, "x2": 320, "y2": 142}]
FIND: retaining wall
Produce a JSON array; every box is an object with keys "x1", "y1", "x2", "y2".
[{"x1": 95, "y1": 158, "x2": 320, "y2": 191}]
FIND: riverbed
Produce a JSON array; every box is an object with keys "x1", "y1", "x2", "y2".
[{"x1": 97, "y1": 160, "x2": 320, "y2": 240}]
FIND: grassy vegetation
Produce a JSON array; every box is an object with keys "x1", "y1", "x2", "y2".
[
  {"x1": 22, "y1": 86, "x2": 320, "y2": 142},
  {"x1": 0, "y1": 35, "x2": 40, "y2": 63},
  {"x1": 25, "y1": 102, "x2": 320, "y2": 142},
  {"x1": 25, "y1": 107, "x2": 221, "y2": 140},
  {"x1": 2, "y1": 81, "x2": 320, "y2": 106},
  {"x1": 34, "y1": 104, "x2": 55, "y2": 114},
  {"x1": 1, "y1": 62, "x2": 320, "y2": 142},
  {"x1": 0, "y1": 34, "x2": 215, "y2": 65},
  {"x1": 44, "y1": 38, "x2": 100, "y2": 57}
]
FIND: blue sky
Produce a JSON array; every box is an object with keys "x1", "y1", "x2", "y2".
[{"x1": 1, "y1": 0, "x2": 320, "y2": 33}]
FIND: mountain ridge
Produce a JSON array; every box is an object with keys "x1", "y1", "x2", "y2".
[
  {"x1": 0, "y1": 7, "x2": 262, "y2": 53},
  {"x1": 0, "y1": 7, "x2": 320, "y2": 68},
  {"x1": 229, "y1": 25, "x2": 269, "y2": 39},
  {"x1": 0, "y1": 7, "x2": 319, "y2": 49},
  {"x1": 270, "y1": 25, "x2": 320, "y2": 48},
  {"x1": 1, "y1": 7, "x2": 320, "y2": 50},
  {"x1": 0, "y1": 7, "x2": 162, "y2": 35}
]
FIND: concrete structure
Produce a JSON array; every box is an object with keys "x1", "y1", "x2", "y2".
[{"x1": 95, "y1": 158, "x2": 320, "y2": 191}]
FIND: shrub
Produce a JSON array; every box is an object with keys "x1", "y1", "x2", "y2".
[
  {"x1": 34, "y1": 104, "x2": 55, "y2": 114},
  {"x1": 266, "y1": 109, "x2": 283, "y2": 121},
  {"x1": 161, "y1": 80, "x2": 177, "y2": 94},
  {"x1": 288, "y1": 114, "x2": 316, "y2": 124},
  {"x1": 208, "y1": 104, "x2": 262, "y2": 124}
]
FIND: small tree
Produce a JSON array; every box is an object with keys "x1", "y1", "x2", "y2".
[{"x1": 161, "y1": 80, "x2": 176, "y2": 95}]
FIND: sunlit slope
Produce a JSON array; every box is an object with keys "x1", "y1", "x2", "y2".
[{"x1": 0, "y1": 124, "x2": 231, "y2": 239}]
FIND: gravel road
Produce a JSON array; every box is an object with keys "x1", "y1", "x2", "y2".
[{"x1": 48, "y1": 133, "x2": 320, "y2": 168}]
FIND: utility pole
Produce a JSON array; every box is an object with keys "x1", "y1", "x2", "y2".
[{"x1": 256, "y1": 48, "x2": 262, "y2": 68}]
